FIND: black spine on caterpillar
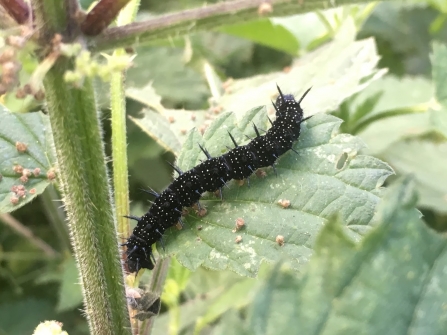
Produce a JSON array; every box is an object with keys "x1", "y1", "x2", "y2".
[{"x1": 123, "y1": 85, "x2": 311, "y2": 273}]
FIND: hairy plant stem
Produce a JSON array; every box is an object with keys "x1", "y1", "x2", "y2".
[
  {"x1": 88, "y1": 0, "x2": 368, "y2": 52},
  {"x1": 32, "y1": 0, "x2": 131, "y2": 333},
  {"x1": 43, "y1": 57, "x2": 131, "y2": 335}
]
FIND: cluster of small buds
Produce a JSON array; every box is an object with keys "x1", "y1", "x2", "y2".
[
  {"x1": 64, "y1": 50, "x2": 134, "y2": 86},
  {"x1": 15, "y1": 83, "x2": 45, "y2": 101},
  {"x1": 32, "y1": 321, "x2": 68, "y2": 335},
  {"x1": 11, "y1": 184, "x2": 26, "y2": 203},
  {"x1": 12, "y1": 164, "x2": 42, "y2": 185},
  {"x1": 0, "y1": 29, "x2": 50, "y2": 100},
  {"x1": 0, "y1": 52, "x2": 22, "y2": 95},
  {"x1": 8, "y1": 164, "x2": 54, "y2": 205}
]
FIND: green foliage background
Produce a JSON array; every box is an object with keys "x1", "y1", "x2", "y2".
[{"x1": 1, "y1": 1, "x2": 447, "y2": 335}]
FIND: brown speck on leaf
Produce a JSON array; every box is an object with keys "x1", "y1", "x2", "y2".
[
  {"x1": 22, "y1": 168, "x2": 31, "y2": 177},
  {"x1": 16, "y1": 189, "x2": 26, "y2": 198},
  {"x1": 20, "y1": 175, "x2": 28, "y2": 184},
  {"x1": 211, "y1": 106, "x2": 223, "y2": 115},
  {"x1": 29, "y1": 188, "x2": 36, "y2": 194},
  {"x1": 175, "y1": 222, "x2": 183, "y2": 230},
  {"x1": 168, "y1": 116, "x2": 175, "y2": 123},
  {"x1": 278, "y1": 199, "x2": 291, "y2": 208},
  {"x1": 47, "y1": 168, "x2": 56, "y2": 180},
  {"x1": 190, "y1": 113, "x2": 196, "y2": 121},
  {"x1": 13, "y1": 165, "x2": 23, "y2": 174},
  {"x1": 33, "y1": 168, "x2": 41, "y2": 177},
  {"x1": 196, "y1": 237, "x2": 202, "y2": 242},
  {"x1": 10, "y1": 195, "x2": 19, "y2": 205},
  {"x1": 276, "y1": 235, "x2": 285, "y2": 246},
  {"x1": 237, "y1": 179, "x2": 245, "y2": 186},
  {"x1": 235, "y1": 218, "x2": 245, "y2": 231},
  {"x1": 235, "y1": 235, "x2": 242, "y2": 243},
  {"x1": 256, "y1": 170, "x2": 267, "y2": 178},
  {"x1": 180, "y1": 129, "x2": 187, "y2": 135},
  {"x1": 258, "y1": 2, "x2": 273, "y2": 15},
  {"x1": 198, "y1": 125, "x2": 207, "y2": 135},
  {"x1": 182, "y1": 208, "x2": 189, "y2": 216},
  {"x1": 283, "y1": 66, "x2": 291, "y2": 73},
  {"x1": 197, "y1": 225, "x2": 203, "y2": 230},
  {"x1": 197, "y1": 207, "x2": 207, "y2": 217}
]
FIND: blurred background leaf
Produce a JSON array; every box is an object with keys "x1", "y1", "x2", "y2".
[{"x1": 2, "y1": 1, "x2": 447, "y2": 334}]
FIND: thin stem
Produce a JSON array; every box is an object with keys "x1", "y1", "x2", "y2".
[
  {"x1": 0, "y1": 5, "x2": 20, "y2": 28},
  {"x1": 110, "y1": 1, "x2": 141, "y2": 334},
  {"x1": 0, "y1": 0, "x2": 30, "y2": 24},
  {"x1": 82, "y1": 0, "x2": 133, "y2": 36},
  {"x1": 88, "y1": 0, "x2": 367, "y2": 52},
  {"x1": 111, "y1": 49, "x2": 131, "y2": 256},
  {"x1": 110, "y1": 0, "x2": 140, "y2": 274}
]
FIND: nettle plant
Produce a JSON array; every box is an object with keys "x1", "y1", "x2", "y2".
[{"x1": 1, "y1": 1, "x2": 446, "y2": 335}]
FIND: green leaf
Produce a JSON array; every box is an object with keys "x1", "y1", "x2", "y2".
[
  {"x1": 219, "y1": 18, "x2": 300, "y2": 54},
  {"x1": 160, "y1": 111, "x2": 393, "y2": 277},
  {"x1": 270, "y1": 13, "x2": 328, "y2": 52},
  {"x1": 129, "y1": 110, "x2": 182, "y2": 156},
  {"x1": 358, "y1": 112, "x2": 436, "y2": 155},
  {"x1": 380, "y1": 140, "x2": 447, "y2": 213},
  {"x1": 346, "y1": 75, "x2": 433, "y2": 134},
  {"x1": 0, "y1": 106, "x2": 56, "y2": 213},
  {"x1": 129, "y1": 107, "x2": 210, "y2": 156},
  {"x1": 0, "y1": 299, "x2": 53, "y2": 335},
  {"x1": 245, "y1": 177, "x2": 447, "y2": 335},
  {"x1": 126, "y1": 46, "x2": 209, "y2": 107},
  {"x1": 127, "y1": 21, "x2": 383, "y2": 154},
  {"x1": 56, "y1": 256, "x2": 83, "y2": 312},
  {"x1": 218, "y1": 20, "x2": 384, "y2": 117},
  {"x1": 432, "y1": 42, "x2": 447, "y2": 107}
]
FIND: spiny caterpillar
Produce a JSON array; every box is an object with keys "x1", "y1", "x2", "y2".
[{"x1": 123, "y1": 85, "x2": 311, "y2": 273}]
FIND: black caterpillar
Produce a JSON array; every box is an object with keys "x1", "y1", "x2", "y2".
[{"x1": 123, "y1": 85, "x2": 311, "y2": 273}]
